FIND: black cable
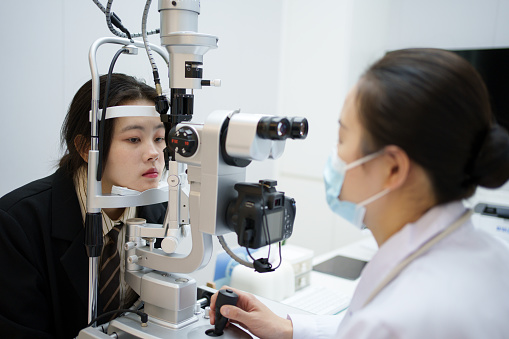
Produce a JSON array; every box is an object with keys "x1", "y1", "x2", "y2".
[
  {"x1": 258, "y1": 183, "x2": 284, "y2": 271},
  {"x1": 272, "y1": 242, "x2": 283, "y2": 271},
  {"x1": 110, "y1": 12, "x2": 132, "y2": 40},
  {"x1": 244, "y1": 184, "x2": 286, "y2": 273},
  {"x1": 260, "y1": 185, "x2": 272, "y2": 260},
  {"x1": 245, "y1": 185, "x2": 272, "y2": 263},
  {"x1": 87, "y1": 308, "x2": 148, "y2": 327},
  {"x1": 246, "y1": 247, "x2": 256, "y2": 262},
  {"x1": 97, "y1": 48, "x2": 127, "y2": 181}
]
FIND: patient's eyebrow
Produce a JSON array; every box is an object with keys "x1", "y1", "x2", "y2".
[
  {"x1": 120, "y1": 125, "x2": 145, "y2": 133},
  {"x1": 120, "y1": 123, "x2": 165, "y2": 133}
]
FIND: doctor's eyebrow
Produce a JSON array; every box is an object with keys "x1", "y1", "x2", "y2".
[{"x1": 338, "y1": 119, "x2": 348, "y2": 129}]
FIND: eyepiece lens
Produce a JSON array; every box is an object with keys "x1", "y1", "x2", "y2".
[
  {"x1": 277, "y1": 121, "x2": 288, "y2": 136},
  {"x1": 299, "y1": 123, "x2": 306, "y2": 136},
  {"x1": 289, "y1": 117, "x2": 309, "y2": 139},
  {"x1": 257, "y1": 117, "x2": 290, "y2": 140}
]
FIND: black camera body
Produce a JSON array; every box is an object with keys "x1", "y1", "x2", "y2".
[{"x1": 226, "y1": 180, "x2": 295, "y2": 249}]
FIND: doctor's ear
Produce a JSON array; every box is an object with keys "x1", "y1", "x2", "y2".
[
  {"x1": 382, "y1": 145, "x2": 410, "y2": 190},
  {"x1": 74, "y1": 135, "x2": 90, "y2": 163}
]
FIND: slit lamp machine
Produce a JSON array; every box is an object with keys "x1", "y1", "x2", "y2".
[{"x1": 78, "y1": 1, "x2": 308, "y2": 338}]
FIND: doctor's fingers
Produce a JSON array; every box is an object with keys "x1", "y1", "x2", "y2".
[
  {"x1": 209, "y1": 285, "x2": 253, "y2": 324},
  {"x1": 221, "y1": 304, "x2": 292, "y2": 339}
]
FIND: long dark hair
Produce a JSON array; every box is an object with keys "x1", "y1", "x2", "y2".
[
  {"x1": 356, "y1": 48, "x2": 509, "y2": 204},
  {"x1": 60, "y1": 73, "x2": 158, "y2": 174}
]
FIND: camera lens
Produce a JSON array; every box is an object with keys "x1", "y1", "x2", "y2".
[
  {"x1": 289, "y1": 117, "x2": 309, "y2": 139},
  {"x1": 257, "y1": 117, "x2": 291, "y2": 140}
]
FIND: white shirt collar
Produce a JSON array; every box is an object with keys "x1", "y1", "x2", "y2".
[
  {"x1": 347, "y1": 201, "x2": 467, "y2": 313},
  {"x1": 73, "y1": 166, "x2": 136, "y2": 235}
]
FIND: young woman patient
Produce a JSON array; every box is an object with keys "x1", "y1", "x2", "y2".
[{"x1": 0, "y1": 73, "x2": 167, "y2": 338}]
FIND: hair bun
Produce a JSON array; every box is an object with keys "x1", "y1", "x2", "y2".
[{"x1": 470, "y1": 124, "x2": 509, "y2": 188}]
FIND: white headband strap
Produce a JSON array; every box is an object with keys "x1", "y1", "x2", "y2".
[{"x1": 89, "y1": 105, "x2": 161, "y2": 122}]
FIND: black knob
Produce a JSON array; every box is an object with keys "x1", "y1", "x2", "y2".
[
  {"x1": 168, "y1": 126, "x2": 199, "y2": 157},
  {"x1": 214, "y1": 289, "x2": 239, "y2": 335}
]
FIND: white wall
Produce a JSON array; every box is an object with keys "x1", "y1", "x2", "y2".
[{"x1": 276, "y1": 0, "x2": 509, "y2": 256}]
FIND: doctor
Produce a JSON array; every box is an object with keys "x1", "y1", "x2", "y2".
[{"x1": 209, "y1": 48, "x2": 509, "y2": 338}]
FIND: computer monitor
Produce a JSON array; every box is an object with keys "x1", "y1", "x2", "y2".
[
  {"x1": 452, "y1": 48, "x2": 509, "y2": 131},
  {"x1": 452, "y1": 47, "x2": 509, "y2": 192}
]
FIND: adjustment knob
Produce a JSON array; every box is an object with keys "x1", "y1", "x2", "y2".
[
  {"x1": 161, "y1": 237, "x2": 178, "y2": 254},
  {"x1": 168, "y1": 126, "x2": 199, "y2": 157}
]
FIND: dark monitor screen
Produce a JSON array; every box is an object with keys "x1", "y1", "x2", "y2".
[
  {"x1": 452, "y1": 48, "x2": 509, "y2": 131},
  {"x1": 313, "y1": 255, "x2": 368, "y2": 280}
]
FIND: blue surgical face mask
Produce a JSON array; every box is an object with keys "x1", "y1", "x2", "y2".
[{"x1": 323, "y1": 148, "x2": 389, "y2": 229}]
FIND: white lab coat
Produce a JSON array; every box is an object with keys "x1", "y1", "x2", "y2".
[{"x1": 289, "y1": 201, "x2": 509, "y2": 339}]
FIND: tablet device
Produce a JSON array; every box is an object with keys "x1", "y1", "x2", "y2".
[{"x1": 313, "y1": 255, "x2": 368, "y2": 280}]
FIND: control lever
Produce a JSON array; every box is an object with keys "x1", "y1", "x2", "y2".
[{"x1": 214, "y1": 289, "x2": 239, "y2": 336}]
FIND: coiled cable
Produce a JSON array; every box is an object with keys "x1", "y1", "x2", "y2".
[
  {"x1": 217, "y1": 236, "x2": 254, "y2": 269},
  {"x1": 142, "y1": 0, "x2": 164, "y2": 94},
  {"x1": 92, "y1": 0, "x2": 160, "y2": 39}
]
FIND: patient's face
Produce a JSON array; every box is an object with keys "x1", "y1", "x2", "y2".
[{"x1": 101, "y1": 100, "x2": 165, "y2": 194}]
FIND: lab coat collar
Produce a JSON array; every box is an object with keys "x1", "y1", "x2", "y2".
[{"x1": 347, "y1": 201, "x2": 468, "y2": 314}]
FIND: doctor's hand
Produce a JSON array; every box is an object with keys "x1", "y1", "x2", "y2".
[{"x1": 209, "y1": 286, "x2": 293, "y2": 339}]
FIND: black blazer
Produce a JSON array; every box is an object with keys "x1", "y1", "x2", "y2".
[{"x1": 0, "y1": 168, "x2": 166, "y2": 338}]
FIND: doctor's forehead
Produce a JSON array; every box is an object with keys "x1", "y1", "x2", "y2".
[{"x1": 339, "y1": 86, "x2": 359, "y2": 130}]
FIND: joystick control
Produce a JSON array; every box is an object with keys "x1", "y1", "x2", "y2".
[{"x1": 213, "y1": 289, "x2": 239, "y2": 336}]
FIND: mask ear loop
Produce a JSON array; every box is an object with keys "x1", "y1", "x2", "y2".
[
  {"x1": 344, "y1": 149, "x2": 385, "y2": 171},
  {"x1": 358, "y1": 188, "x2": 390, "y2": 207},
  {"x1": 348, "y1": 149, "x2": 389, "y2": 229},
  {"x1": 351, "y1": 188, "x2": 390, "y2": 231},
  {"x1": 356, "y1": 148, "x2": 391, "y2": 207}
]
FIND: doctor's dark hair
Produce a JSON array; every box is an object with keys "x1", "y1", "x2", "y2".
[
  {"x1": 59, "y1": 73, "x2": 158, "y2": 174},
  {"x1": 356, "y1": 48, "x2": 509, "y2": 204}
]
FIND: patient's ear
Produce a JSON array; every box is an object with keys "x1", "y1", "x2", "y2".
[{"x1": 74, "y1": 135, "x2": 89, "y2": 163}]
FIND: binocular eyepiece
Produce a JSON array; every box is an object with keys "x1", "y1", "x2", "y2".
[{"x1": 256, "y1": 116, "x2": 308, "y2": 140}]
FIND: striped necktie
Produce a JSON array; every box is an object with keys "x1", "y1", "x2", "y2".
[{"x1": 99, "y1": 221, "x2": 124, "y2": 315}]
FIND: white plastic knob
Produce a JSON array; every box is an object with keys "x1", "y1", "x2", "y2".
[
  {"x1": 161, "y1": 237, "x2": 178, "y2": 254},
  {"x1": 128, "y1": 255, "x2": 139, "y2": 264},
  {"x1": 194, "y1": 302, "x2": 202, "y2": 315},
  {"x1": 168, "y1": 175, "x2": 180, "y2": 187},
  {"x1": 124, "y1": 242, "x2": 136, "y2": 250}
]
